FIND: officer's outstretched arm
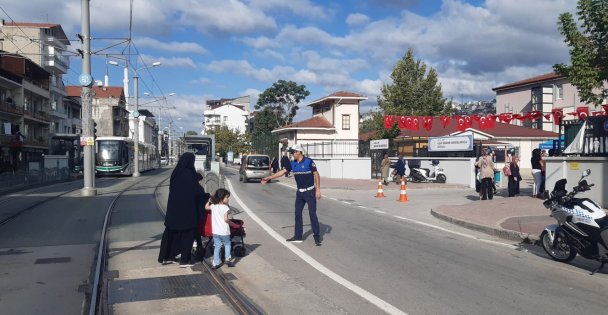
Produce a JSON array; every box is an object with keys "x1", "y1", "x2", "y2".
[{"x1": 261, "y1": 169, "x2": 286, "y2": 184}]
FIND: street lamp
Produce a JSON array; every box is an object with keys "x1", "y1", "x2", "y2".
[
  {"x1": 142, "y1": 92, "x2": 176, "y2": 167},
  {"x1": 132, "y1": 61, "x2": 162, "y2": 177}
]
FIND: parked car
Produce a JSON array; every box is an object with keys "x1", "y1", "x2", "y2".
[
  {"x1": 239, "y1": 154, "x2": 271, "y2": 182},
  {"x1": 160, "y1": 156, "x2": 169, "y2": 166}
]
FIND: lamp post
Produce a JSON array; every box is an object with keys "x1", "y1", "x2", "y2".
[
  {"x1": 143, "y1": 92, "x2": 175, "y2": 167},
  {"x1": 132, "y1": 61, "x2": 161, "y2": 177}
]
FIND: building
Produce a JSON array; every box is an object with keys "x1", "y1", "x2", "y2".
[
  {"x1": 203, "y1": 95, "x2": 250, "y2": 134},
  {"x1": 493, "y1": 72, "x2": 607, "y2": 132},
  {"x1": 272, "y1": 91, "x2": 368, "y2": 157},
  {"x1": 66, "y1": 86, "x2": 129, "y2": 137},
  {"x1": 0, "y1": 52, "x2": 51, "y2": 171},
  {"x1": 0, "y1": 21, "x2": 72, "y2": 134}
]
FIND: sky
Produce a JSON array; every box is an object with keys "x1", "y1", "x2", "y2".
[{"x1": 1, "y1": 0, "x2": 578, "y2": 134}]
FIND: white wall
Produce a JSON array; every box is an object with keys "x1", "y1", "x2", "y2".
[
  {"x1": 396, "y1": 157, "x2": 477, "y2": 188},
  {"x1": 334, "y1": 102, "x2": 359, "y2": 140},
  {"x1": 204, "y1": 105, "x2": 248, "y2": 133},
  {"x1": 544, "y1": 156, "x2": 608, "y2": 208},
  {"x1": 313, "y1": 157, "x2": 371, "y2": 179}
]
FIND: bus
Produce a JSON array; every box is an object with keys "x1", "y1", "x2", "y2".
[
  {"x1": 95, "y1": 137, "x2": 157, "y2": 176},
  {"x1": 183, "y1": 135, "x2": 215, "y2": 171},
  {"x1": 48, "y1": 133, "x2": 83, "y2": 174}
]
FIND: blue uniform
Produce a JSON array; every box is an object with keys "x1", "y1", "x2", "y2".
[{"x1": 285, "y1": 157, "x2": 320, "y2": 239}]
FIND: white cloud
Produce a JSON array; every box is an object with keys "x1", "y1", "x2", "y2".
[
  {"x1": 205, "y1": 60, "x2": 295, "y2": 82},
  {"x1": 189, "y1": 77, "x2": 212, "y2": 85},
  {"x1": 134, "y1": 37, "x2": 207, "y2": 54},
  {"x1": 346, "y1": 13, "x2": 370, "y2": 27},
  {"x1": 241, "y1": 36, "x2": 281, "y2": 49},
  {"x1": 140, "y1": 54, "x2": 197, "y2": 68},
  {"x1": 249, "y1": 0, "x2": 329, "y2": 19},
  {"x1": 167, "y1": 94, "x2": 208, "y2": 134}
]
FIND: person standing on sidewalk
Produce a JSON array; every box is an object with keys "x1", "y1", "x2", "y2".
[
  {"x1": 475, "y1": 149, "x2": 495, "y2": 200},
  {"x1": 531, "y1": 149, "x2": 543, "y2": 198},
  {"x1": 395, "y1": 155, "x2": 406, "y2": 182},
  {"x1": 507, "y1": 156, "x2": 522, "y2": 197},
  {"x1": 381, "y1": 153, "x2": 390, "y2": 185},
  {"x1": 261, "y1": 144, "x2": 322, "y2": 246}
]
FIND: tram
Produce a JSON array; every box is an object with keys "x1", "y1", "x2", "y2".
[
  {"x1": 95, "y1": 136, "x2": 157, "y2": 176},
  {"x1": 48, "y1": 133, "x2": 83, "y2": 174}
]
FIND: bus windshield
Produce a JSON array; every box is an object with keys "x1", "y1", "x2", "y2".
[{"x1": 98, "y1": 141, "x2": 121, "y2": 160}]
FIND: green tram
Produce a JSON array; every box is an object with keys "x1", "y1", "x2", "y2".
[{"x1": 95, "y1": 136, "x2": 157, "y2": 175}]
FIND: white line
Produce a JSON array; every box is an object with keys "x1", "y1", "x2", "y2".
[
  {"x1": 357, "y1": 205, "x2": 367, "y2": 208},
  {"x1": 392, "y1": 216, "x2": 517, "y2": 249},
  {"x1": 375, "y1": 210, "x2": 386, "y2": 214},
  {"x1": 342, "y1": 201, "x2": 351, "y2": 204},
  {"x1": 226, "y1": 179, "x2": 407, "y2": 315}
]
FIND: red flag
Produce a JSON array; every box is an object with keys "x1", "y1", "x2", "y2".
[
  {"x1": 398, "y1": 116, "x2": 408, "y2": 129},
  {"x1": 383, "y1": 115, "x2": 396, "y2": 129},
  {"x1": 440, "y1": 116, "x2": 451, "y2": 128},
  {"x1": 551, "y1": 108, "x2": 563, "y2": 125},
  {"x1": 422, "y1": 116, "x2": 433, "y2": 131},
  {"x1": 602, "y1": 104, "x2": 608, "y2": 114},
  {"x1": 528, "y1": 111, "x2": 542, "y2": 121},
  {"x1": 576, "y1": 106, "x2": 589, "y2": 120},
  {"x1": 592, "y1": 111, "x2": 604, "y2": 116},
  {"x1": 470, "y1": 114, "x2": 480, "y2": 121},
  {"x1": 487, "y1": 115, "x2": 496, "y2": 129},
  {"x1": 513, "y1": 113, "x2": 527, "y2": 121},
  {"x1": 410, "y1": 116, "x2": 420, "y2": 130},
  {"x1": 498, "y1": 113, "x2": 513, "y2": 124},
  {"x1": 543, "y1": 114, "x2": 551, "y2": 120},
  {"x1": 456, "y1": 116, "x2": 467, "y2": 132},
  {"x1": 478, "y1": 116, "x2": 489, "y2": 129},
  {"x1": 464, "y1": 116, "x2": 473, "y2": 128}
]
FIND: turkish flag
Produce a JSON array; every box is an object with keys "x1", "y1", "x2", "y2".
[
  {"x1": 498, "y1": 113, "x2": 513, "y2": 124},
  {"x1": 384, "y1": 115, "x2": 396, "y2": 129},
  {"x1": 410, "y1": 116, "x2": 420, "y2": 130},
  {"x1": 398, "y1": 116, "x2": 408, "y2": 129},
  {"x1": 551, "y1": 108, "x2": 563, "y2": 125},
  {"x1": 422, "y1": 116, "x2": 433, "y2": 131},
  {"x1": 592, "y1": 111, "x2": 604, "y2": 116},
  {"x1": 602, "y1": 104, "x2": 608, "y2": 114},
  {"x1": 528, "y1": 111, "x2": 542, "y2": 121},
  {"x1": 456, "y1": 116, "x2": 467, "y2": 132},
  {"x1": 470, "y1": 114, "x2": 480, "y2": 121},
  {"x1": 513, "y1": 114, "x2": 527, "y2": 121},
  {"x1": 478, "y1": 116, "x2": 489, "y2": 129},
  {"x1": 576, "y1": 106, "x2": 589, "y2": 120},
  {"x1": 464, "y1": 116, "x2": 473, "y2": 128},
  {"x1": 544, "y1": 114, "x2": 551, "y2": 120},
  {"x1": 440, "y1": 116, "x2": 451, "y2": 128}
]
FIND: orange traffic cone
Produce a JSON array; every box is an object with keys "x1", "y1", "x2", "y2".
[
  {"x1": 398, "y1": 176, "x2": 408, "y2": 202},
  {"x1": 375, "y1": 178, "x2": 385, "y2": 198}
]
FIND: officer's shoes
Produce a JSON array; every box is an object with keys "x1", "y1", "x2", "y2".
[
  {"x1": 286, "y1": 236, "x2": 303, "y2": 243},
  {"x1": 314, "y1": 236, "x2": 322, "y2": 246}
]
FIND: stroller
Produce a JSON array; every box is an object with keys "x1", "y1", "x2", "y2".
[{"x1": 196, "y1": 206, "x2": 247, "y2": 260}]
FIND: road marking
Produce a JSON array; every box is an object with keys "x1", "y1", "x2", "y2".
[
  {"x1": 375, "y1": 210, "x2": 386, "y2": 214},
  {"x1": 392, "y1": 216, "x2": 517, "y2": 248},
  {"x1": 226, "y1": 179, "x2": 407, "y2": 315},
  {"x1": 357, "y1": 205, "x2": 367, "y2": 208}
]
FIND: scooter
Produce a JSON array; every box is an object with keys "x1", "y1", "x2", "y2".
[
  {"x1": 540, "y1": 169, "x2": 608, "y2": 275},
  {"x1": 409, "y1": 160, "x2": 446, "y2": 183}
]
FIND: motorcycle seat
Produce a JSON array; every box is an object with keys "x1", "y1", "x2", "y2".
[
  {"x1": 596, "y1": 216, "x2": 608, "y2": 231},
  {"x1": 421, "y1": 168, "x2": 430, "y2": 174}
]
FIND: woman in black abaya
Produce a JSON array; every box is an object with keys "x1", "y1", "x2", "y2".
[{"x1": 158, "y1": 152, "x2": 205, "y2": 266}]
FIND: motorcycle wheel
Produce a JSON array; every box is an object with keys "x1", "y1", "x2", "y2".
[
  {"x1": 436, "y1": 174, "x2": 446, "y2": 183},
  {"x1": 540, "y1": 230, "x2": 577, "y2": 263}
]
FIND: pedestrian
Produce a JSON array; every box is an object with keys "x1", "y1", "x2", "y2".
[
  {"x1": 395, "y1": 155, "x2": 406, "y2": 182},
  {"x1": 381, "y1": 153, "x2": 390, "y2": 185},
  {"x1": 540, "y1": 150, "x2": 548, "y2": 194},
  {"x1": 271, "y1": 156, "x2": 279, "y2": 173},
  {"x1": 194, "y1": 172, "x2": 211, "y2": 260},
  {"x1": 475, "y1": 148, "x2": 495, "y2": 200},
  {"x1": 158, "y1": 152, "x2": 205, "y2": 267},
  {"x1": 261, "y1": 144, "x2": 322, "y2": 246},
  {"x1": 280, "y1": 152, "x2": 291, "y2": 177},
  {"x1": 507, "y1": 155, "x2": 522, "y2": 197},
  {"x1": 205, "y1": 188, "x2": 235, "y2": 268},
  {"x1": 531, "y1": 148, "x2": 543, "y2": 198}
]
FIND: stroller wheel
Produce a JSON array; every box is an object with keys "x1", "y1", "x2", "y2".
[{"x1": 233, "y1": 245, "x2": 247, "y2": 257}]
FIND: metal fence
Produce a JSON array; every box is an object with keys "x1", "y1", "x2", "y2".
[
  {"x1": 203, "y1": 171, "x2": 225, "y2": 194},
  {"x1": 302, "y1": 140, "x2": 359, "y2": 158},
  {"x1": 0, "y1": 159, "x2": 73, "y2": 195}
]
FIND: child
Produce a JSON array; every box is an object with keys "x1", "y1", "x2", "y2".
[{"x1": 205, "y1": 188, "x2": 235, "y2": 268}]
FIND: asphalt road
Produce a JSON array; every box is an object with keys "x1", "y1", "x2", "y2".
[{"x1": 221, "y1": 168, "x2": 608, "y2": 315}]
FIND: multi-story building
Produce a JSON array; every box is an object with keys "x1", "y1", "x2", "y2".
[
  {"x1": 0, "y1": 21, "x2": 72, "y2": 134},
  {"x1": 203, "y1": 95, "x2": 250, "y2": 134},
  {"x1": 66, "y1": 86, "x2": 129, "y2": 137},
  {"x1": 0, "y1": 52, "x2": 51, "y2": 171}
]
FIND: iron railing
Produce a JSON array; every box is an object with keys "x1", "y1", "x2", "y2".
[{"x1": 302, "y1": 140, "x2": 359, "y2": 158}]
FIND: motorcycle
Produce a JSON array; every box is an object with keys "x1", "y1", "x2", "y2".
[
  {"x1": 409, "y1": 160, "x2": 446, "y2": 183},
  {"x1": 540, "y1": 169, "x2": 608, "y2": 274}
]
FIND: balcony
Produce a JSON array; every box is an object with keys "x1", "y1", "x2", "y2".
[
  {"x1": 0, "y1": 101, "x2": 24, "y2": 117},
  {"x1": 23, "y1": 136, "x2": 48, "y2": 148},
  {"x1": 23, "y1": 109, "x2": 51, "y2": 124},
  {"x1": 44, "y1": 53, "x2": 69, "y2": 74}
]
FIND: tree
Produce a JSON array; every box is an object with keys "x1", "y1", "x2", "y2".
[
  {"x1": 255, "y1": 80, "x2": 310, "y2": 126},
  {"x1": 207, "y1": 126, "x2": 251, "y2": 157},
  {"x1": 554, "y1": 0, "x2": 608, "y2": 107},
  {"x1": 252, "y1": 107, "x2": 282, "y2": 135},
  {"x1": 185, "y1": 130, "x2": 199, "y2": 136}
]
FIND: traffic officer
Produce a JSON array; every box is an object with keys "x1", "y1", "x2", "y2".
[{"x1": 261, "y1": 144, "x2": 322, "y2": 246}]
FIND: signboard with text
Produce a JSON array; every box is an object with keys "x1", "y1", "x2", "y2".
[
  {"x1": 80, "y1": 136, "x2": 95, "y2": 146},
  {"x1": 428, "y1": 135, "x2": 473, "y2": 152},
  {"x1": 370, "y1": 139, "x2": 389, "y2": 150}
]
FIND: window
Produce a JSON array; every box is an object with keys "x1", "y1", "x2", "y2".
[
  {"x1": 342, "y1": 114, "x2": 350, "y2": 130},
  {"x1": 555, "y1": 84, "x2": 563, "y2": 100}
]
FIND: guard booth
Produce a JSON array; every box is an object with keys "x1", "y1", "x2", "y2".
[{"x1": 183, "y1": 135, "x2": 216, "y2": 173}]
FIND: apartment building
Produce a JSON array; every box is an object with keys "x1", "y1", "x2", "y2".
[
  {"x1": 203, "y1": 95, "x2": 250, "y2": 134},
  {"x1": 66, "y1": 86, "x2": 129, "y2": 137}
]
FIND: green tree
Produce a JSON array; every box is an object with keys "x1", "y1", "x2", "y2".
[
  {"x1": 252, "y1": 106, "x2": 282, "y2": 135},
  {"x1": 378, "y1": 48, "x2": 451, "y2": 117},
  {"x1": 207, "y1": 126, "x2": 251, "y2": 157},
  {"x1": 255, "y1": 80, "x2": 310, "y2": 126},
  {"x1": 554, "y1": 0, "x2": 608, "y2": 107},
  {"x1": 185, "y1": 130, "x2": 199, "y2": 136}
]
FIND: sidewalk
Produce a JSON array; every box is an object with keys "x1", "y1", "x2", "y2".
[{"x1": 271, "y1": 172, "x2": 552, "y2": 243}]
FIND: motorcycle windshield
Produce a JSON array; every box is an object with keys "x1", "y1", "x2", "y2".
[{"x1": 553, "y1": 179, "x2": 567, "y2": 194}]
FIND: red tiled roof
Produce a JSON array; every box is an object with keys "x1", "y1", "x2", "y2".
[
  {"x1": 3, "y1": 22, "x2": 60, "y2": 28},
  {"x1": 66, "y1": 86, "x2": 124, "y2": 99},
  {"x1": 493, "y1": 72, "x2": 563, "y2": 91},
  {"x1": 273, "y1": 116, "x2": 334, "y2": 131},
  {"x1": 359, "y1": 117, "x2": 558, "y2": 141}
]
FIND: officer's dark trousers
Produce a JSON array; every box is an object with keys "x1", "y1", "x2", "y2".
[{"x1": 294, "y1": 190, "x2": 320, "y2": 238}]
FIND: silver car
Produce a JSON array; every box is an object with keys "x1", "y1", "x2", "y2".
[{"x1": 239, "y1": 154, "x2": 271, "y2": 182}]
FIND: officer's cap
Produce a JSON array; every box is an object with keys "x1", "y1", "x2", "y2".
[{"x1": 288, "y1": 144, "x2": 305, "y2": 153}]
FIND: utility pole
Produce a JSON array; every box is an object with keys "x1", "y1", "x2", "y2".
[
  {"x1": 80, "y1": 0, "x2": 96, "y2": 196},
  {"x1": 133, "y1": 72, "x2": 140, "y2": 177}
]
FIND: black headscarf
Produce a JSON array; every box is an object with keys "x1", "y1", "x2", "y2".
[{"x1": 165, "y1": 152, "x2": 204, "y2": 230}]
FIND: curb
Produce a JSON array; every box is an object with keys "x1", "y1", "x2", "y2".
[{"x1": 430, "y1": 208, "x2": 539, "y2": 243}]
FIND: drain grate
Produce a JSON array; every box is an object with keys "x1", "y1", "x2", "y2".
[
  {"x1": 35, "y1": 257, "x2": 71, "y2": 264},
  {"x1": 108, "y1": 274, "x2": 218, "y2": 304}
]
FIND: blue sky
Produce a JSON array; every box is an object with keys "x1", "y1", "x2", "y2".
[{"x1": 2, "y1": 0, "x2": 577, "y2": 133}]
